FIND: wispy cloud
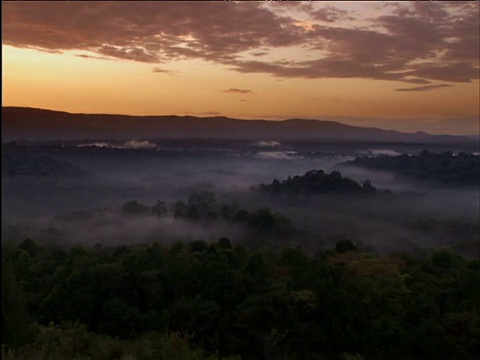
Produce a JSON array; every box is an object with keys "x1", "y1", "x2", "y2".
[
  {"x1": 152, "y1": 67, "x2": 176, "y2": 75},
  {"x1": 224, "y1": 88, "x2": 255, "y2": 95},
  {"x1": 396, "y1": 84, "x2": 453, "y2": 92},
  {"x1": 75, "y1": 54, "x2": 112, "y2": 61},
  {"x1": 251, "y1": 51, "x2": 268, "y2": 57}
]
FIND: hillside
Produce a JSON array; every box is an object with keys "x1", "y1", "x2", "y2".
[{"x1": 1, "y1": 106, "x2": 471, "y2": 143}]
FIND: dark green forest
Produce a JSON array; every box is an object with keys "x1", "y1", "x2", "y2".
[
  {"x1": 3, "y1": 237, "x2": 479, "y2": 360},
  {"x1": 2, "y1": 145, "x2": 479, "y2": 359}
]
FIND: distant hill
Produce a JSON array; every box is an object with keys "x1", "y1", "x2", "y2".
[{"x1": 1, "y1": 107, "x2": 472, "y2": 143}]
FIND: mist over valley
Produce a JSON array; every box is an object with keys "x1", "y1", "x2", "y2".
[{"x1": 3, "y1": 119, "x2": 478, "y2": 258}]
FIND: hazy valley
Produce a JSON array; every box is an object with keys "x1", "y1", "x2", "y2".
[{"x1": 3, "y1": 109, "x2": 479, "y2": 360}]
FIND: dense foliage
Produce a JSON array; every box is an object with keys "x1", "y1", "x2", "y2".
[
  {"x1": 3, "y1": 238, "x2": 479, "y2": 360},
  {"x1": 258, "y1": 170, "x2": 378, "y2": 194},
  {"x1": 349, "y1": 150, "x2": 480, "y2": 186}
]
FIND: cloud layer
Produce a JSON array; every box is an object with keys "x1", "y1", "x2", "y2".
[
  {"x1": 224, "y1": 89, "x2": 255, "y2": 95},
  {"x1": 396, "y1": 84, "x2": 453, "y2": 92},
  {"x1": 3, "y1": 2, "x2": 479, "y2": 87}
]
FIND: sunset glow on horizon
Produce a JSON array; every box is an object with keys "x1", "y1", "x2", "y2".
[{"x1": 2, "y1": 1, "x2": 479, "y2": 135}]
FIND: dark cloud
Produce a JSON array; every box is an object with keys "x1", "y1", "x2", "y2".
[
  {"x1": 3, "y1": 2, "x2": 479, "y2": 85},
  {"x1": 230, "y1": 58, "x2": 434, "y2": 84},
  {"x1": 2, "y1": 2, "x2": 302, "y2": 63},
  {"x1": 403, "y1": 78, "x2": 432, "y2": 85},
  {"x1": 230, "y1": 1, "x2": 479, "y2": 85},
  {"x1": 406, "y1": 62, "x2": 479, "y2": 83},
  {"x1": 396, "y1": 84, "x2": 453, "y2": 92},
  {"x1": 224, "y1": 89, "x2": 255, "y2": 95},
  {"x1": 311, "y1": 6, "x2": 355, "y2": 23},
  {"x1": 230, "y1": 58, "x2": 393, "y2": 80},
  {"x1": 98, "y1": 45, "x2": 158, "y2": 63}
]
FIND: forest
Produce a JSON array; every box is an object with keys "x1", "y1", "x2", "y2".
[
  {"x1": 3, "y1": 237, "x2": 479, "y2": 360},
  {"x1": 2, "y1": 142, "x2": 479, "y2": 360}
]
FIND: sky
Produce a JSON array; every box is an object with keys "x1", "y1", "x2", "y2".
[{"x1": 2, "y1": 1, "x2": 479, "y2": 135}]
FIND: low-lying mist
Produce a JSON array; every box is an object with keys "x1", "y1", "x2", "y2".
[
  {"x1": 2, "y1": 141, "x2": 479, "y2": 257},
  {"x1": 55, "y1": 213, "x2": 245, "y2": 248}
]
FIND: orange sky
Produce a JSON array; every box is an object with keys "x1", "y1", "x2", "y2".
[{"x1": 2, "y1": 1, "x2": 479, "y2": 135}]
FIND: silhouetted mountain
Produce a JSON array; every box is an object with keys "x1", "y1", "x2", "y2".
[{"x1": 1, "y1": 107, "x2": 471, "y2": 143}]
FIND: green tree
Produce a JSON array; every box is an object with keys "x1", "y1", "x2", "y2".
[{"x1": 2, "y1": 252, "x2": 37, "y2": 348}]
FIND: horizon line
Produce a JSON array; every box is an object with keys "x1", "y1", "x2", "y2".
[{"x1": 3, "y1": 105, "x2": 479, "y2": 137}]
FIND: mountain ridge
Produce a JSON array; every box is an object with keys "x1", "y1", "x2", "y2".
[{"x1": 1, "y1": 106, "x2": 472, "y2": 143}]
